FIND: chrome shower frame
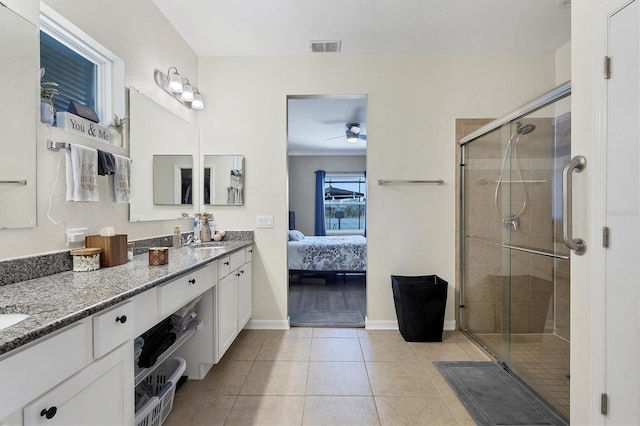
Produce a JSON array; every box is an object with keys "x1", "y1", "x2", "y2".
[{"x1": 458, "y1": 81, "x2": 572, "y2": 336}]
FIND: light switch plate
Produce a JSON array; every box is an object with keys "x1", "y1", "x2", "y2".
[{"x1": 256, "y1": 215, "x2": 274, "y2": 228}]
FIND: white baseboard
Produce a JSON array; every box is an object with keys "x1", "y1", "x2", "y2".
[
  {"x1": 364, "y1": 318, "x2": 398, "y2": 330},
  {"x1": 444, "y1": 320, "x2": 457, "y2": 331},
  {"x1": 245, "y1": 318, "x2": 456, "y2": 331},
  {"x1": 364, "y1": 317, "x2": 457, "y2": 331},
  {"x1": 244, "y1": 319, "x2": 290, "y2": 330}
]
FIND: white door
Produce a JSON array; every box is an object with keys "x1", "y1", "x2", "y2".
[{"x1": 605, "y1": 0, "x2": 640, "y2": 423}]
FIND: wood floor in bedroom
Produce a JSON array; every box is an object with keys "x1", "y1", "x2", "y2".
[{"x1": 288, "y1": 273, "x2": 366, "y2": 327}]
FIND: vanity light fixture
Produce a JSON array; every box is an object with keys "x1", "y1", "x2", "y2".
[
  {"x1": 180, "y1": 80, "x2": 194, "y2": 102},
  {"x1": 154, "y1": 67, "x2": 205, "y2": 110},
  {"x1": 191, "y1": 89, "x2": 205, "y2": 110}
]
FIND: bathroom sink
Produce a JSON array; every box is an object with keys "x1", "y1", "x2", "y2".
[
  {"x1": 0, "y1": 313, "x2": 29, "y2": 330},
  {"x1": 194, "y1": 246, "x2": 227, "y2": 258}
]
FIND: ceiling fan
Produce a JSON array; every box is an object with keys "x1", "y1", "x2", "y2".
[{"x1": 325, "y1": 123, "x2": 367, "y2": 143}]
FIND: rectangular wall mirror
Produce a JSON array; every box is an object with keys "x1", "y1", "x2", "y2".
[
  {"x1": 203, "y1": 155, "x2": 244, "y2": 205},
  {"x1": 129, "y1": 88, "x2": 199, "y2": 221},
  {"x1": 0, "y1": 5, "x2": 37, "y2": 229},
  {"x1": 153, "y1": 155, "x2": 193, "y2": 205}
]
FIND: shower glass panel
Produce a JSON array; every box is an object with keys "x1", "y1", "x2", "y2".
[{"x1": 461, "y1": 85, "x2": 571, "y2": 420}]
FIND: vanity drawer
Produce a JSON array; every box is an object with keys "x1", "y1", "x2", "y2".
[
  {"x1": 93, "y1": 300, "x2": 135, "y2": 358},
  {"x1": 157, "y1": 265, "x2": 214, "y2": 317},
  {"x1": 229, "y1": 250, "x2": 245, "y2": 271},
  {"x1": 217, "y1": 255, "x2": 231, "y2": 279},
  {"x1": 0, "y1": 321, "x2": 91, "y2": 420}
]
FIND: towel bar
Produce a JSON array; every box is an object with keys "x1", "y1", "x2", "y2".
[
  {"x1": 377, "y1": 179, "x2": 444, "y2": 185},
  {"x1": 47, "y1": 140, "x2": 71, "y2": 151}
]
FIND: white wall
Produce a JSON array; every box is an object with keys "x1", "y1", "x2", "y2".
[
  {"x1": 288, "y1": 155, "x2": 366, "y2": 236},
  {"x1": 0, "y1": 0, "x2": 199, "y2": 260},
  {"x1": 197, "y1": 53, "x2": 557, "y2": 326}
]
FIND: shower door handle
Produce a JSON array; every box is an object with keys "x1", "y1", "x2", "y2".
[{"x1": 562, "y1": 155, "x2": 587, "y2": 255}]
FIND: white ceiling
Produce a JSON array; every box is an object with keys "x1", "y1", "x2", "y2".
[{"x1": 152, "y1": 0, "x2": 571, "y2": 155}]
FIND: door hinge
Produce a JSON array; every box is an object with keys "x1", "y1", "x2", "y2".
[
  {"x1": 601, "y1": 393, "x2": 608, "y2": 415},
  {"x1": 603, "y1": 226, "x2": 610, "y2": 248},
  {"x1": 604, "y1": 56, "x2": 611, "y2": 79}
]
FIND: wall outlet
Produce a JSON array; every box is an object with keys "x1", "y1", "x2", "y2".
[
  {"x1": 256, "y1": 215, "x2": 274, "y2": 228},
  {"x1": 66, "y1": 227, "x2": 88, "y2": 243}
]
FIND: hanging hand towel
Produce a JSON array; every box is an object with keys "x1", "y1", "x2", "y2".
[
  {"x1": 111, "y1": 154, "x2": 131, "y2": 203},
  {"x1": 65, "y1": 144, "x2": 99, "y2": 202},
  {"x1": 97, "y1": 150, "x2": 116, "y2": 175}
]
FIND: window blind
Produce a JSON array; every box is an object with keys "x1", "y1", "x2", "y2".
[{"x1": 40, "y1": 31, "x2": 97, "y2": 118}]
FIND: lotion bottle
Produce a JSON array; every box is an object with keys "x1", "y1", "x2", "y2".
[
  {"x1": 173, "y1": 225, "x2": 181, "y2": 249},
  {"x1": 193, "y1": 217, "x2": 201, "y2": 243}
]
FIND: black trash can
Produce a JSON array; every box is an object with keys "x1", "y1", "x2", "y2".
[{"x1": 391, "y1": 275, "x2": 448, "y2": 342}]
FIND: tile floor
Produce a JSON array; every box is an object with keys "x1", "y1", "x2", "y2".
[
  {"x1": 476, "y1": 333, "x2": 570, "y2": 419},
  {"x1": 165, "y1": 328, "x2": 491, "y2": 425}
]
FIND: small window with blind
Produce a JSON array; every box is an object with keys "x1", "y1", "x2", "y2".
[
  {"x1": 39, "y1": 3, "x2": 124, "y2": 126},
  {"x1": 40, "y1": 32, "x2": 97, "y2": 116}
]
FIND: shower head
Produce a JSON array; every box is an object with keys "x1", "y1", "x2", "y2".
[{"x1": 516, "y1": 122, "x2": 536, "y2": 135}]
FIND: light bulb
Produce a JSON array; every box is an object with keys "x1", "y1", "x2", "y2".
[
  {"x1": 192, "y1": 92, "x2": 204, "y2": 110},
  {"x1": 167, "y1": 72, "x2": 183, "y2": 93},
  {"x1": 181, "y1": 83, "x2": 194, "y2": 102}
]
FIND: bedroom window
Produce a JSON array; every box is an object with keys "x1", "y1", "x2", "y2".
[{"x1": 323, "y1": 173, "x2": 366, "y2": 235}]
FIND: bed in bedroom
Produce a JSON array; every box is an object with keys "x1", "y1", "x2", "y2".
[{"x1": 287, "y1": 233, "x2": 367, "y2": 273}]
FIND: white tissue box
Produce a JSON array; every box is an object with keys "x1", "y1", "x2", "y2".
[{"x1": 56, "y1": 112, "x2": 111, "y2": 144}]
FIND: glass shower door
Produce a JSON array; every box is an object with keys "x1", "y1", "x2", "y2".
[{"x1": 461, "y1": 91, "x2": 571, "y2": 420}]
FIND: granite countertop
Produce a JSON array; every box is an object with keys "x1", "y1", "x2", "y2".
[{"x1": 0, "y1": 241, "x2": 253, "y2": 356}]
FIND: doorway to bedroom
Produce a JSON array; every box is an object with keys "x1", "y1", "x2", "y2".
[{"x1": 286, "y1": 95, "x2": 368, "y2": 327}]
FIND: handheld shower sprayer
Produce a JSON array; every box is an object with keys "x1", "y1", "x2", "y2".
[{"x1": 494, "y1": 121, "x2": 536, "y2": 231}]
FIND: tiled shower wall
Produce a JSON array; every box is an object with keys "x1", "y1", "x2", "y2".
[{"x1": 459, "y1": 114, "x2": 570, "y2": 339}]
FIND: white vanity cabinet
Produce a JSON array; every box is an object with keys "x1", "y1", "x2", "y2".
[
  {"x1": 23, "y1": 343, "x2": 134, "y2": 426},
  {"x1": 237, "y1": 247, "x2": 253, "y2": 331},
  {"x1": 0, "y1": 301, "x2": 136, "y2": 426},
  {"x1": 216, "y1": 246, "x2": 253, "y2": 361}
]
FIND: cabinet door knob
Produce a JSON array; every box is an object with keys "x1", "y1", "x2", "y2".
[
  {"x1": 249, "y1": 249, "x2": 253, "y2": 253},
  {"x1": 236, "y1": 272, "x2": 241, "y2": 277},
  {"x1": 224, "y1": 261, "x2": 230, "y2": 265},
  {"x1": 40, "y1": 406, "x2": 57, "y2": 419},
  {"x1": 116, "y1": 315, "x2": 127, "y2": 324},
  {"x1": 240, "y1": 270, "x2": 245, "y2": 274},
  {"x1": 189, "y1": 278, "x2": 196, "y2": 285}
]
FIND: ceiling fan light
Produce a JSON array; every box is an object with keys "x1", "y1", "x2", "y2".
[{"x1": 346, "y1": 131, "x2": 359, "y2": 143}]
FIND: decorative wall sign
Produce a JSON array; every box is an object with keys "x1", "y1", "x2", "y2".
[{"x1": 56, "y1": 112, "x2": 111, "y2": 143}]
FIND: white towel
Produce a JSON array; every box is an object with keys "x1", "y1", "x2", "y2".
[
  {"x1": 111, "y1": 154, "x2": 131, "y2": 203},
  {"x1": 65, "y1": 144, "x2": 99, "y2": 202}
]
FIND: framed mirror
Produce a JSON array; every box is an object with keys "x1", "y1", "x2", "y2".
[
  {"x1": 203, "y1": 155, "x2": 244, "y2": 205},
  {"x1": 153, "y1": 155, "x2": 193, "y2": 205},
  {"x1": 0, "y1": 5, "x2": 37, "y2": 229}
]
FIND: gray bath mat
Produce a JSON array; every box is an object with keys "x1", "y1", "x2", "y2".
[
  {"x1": 290, "y1": 310, "x2": 365, "y2": 327},
  {"x1": 434, "y1": 361, "x2": 567, "y2": 426}
]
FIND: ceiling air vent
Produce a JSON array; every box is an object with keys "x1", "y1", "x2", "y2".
[{"x1": 309, "y1": 40, "x2": 341, "y2": 53}]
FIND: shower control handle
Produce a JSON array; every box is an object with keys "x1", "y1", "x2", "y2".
[{"x1": 562, "y1": 155, "x2": 587, "y2": 255}]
